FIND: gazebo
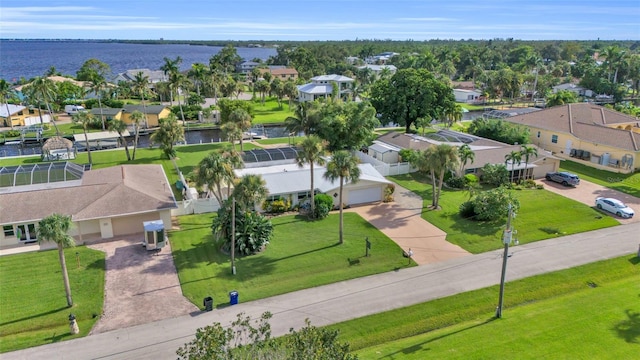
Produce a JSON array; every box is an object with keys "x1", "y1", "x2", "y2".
[{"x1": 42, "y1": 136, "x2": 76, "y2": 161}]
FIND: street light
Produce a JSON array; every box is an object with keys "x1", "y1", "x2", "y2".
[{"x1": 496, "y1": 204, "x2": 515, "y2": 319}]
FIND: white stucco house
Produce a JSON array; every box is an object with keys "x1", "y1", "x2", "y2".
[
  {"x1": 297, "y1": 74, "x2": 354, "y2": 102},
  {"x1": 357, "y1": 64, "x2": 397, "y2": 78},
  {"x1": 453, "y1": 89, "x2": 484, "y2": 104}
]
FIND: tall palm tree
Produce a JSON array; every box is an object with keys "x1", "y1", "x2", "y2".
[
  {"x1": 228, "y1": 108, "x2": 253, "y2": 151},
  {"x1": 0, "y1": 79, "x2": 16, "y2": 128},
  {"x1": 232, "y1": 174, "x2": 269, "y2": 211},
  {"x1": 221, "y1": 121, "x2": 243, "y2": 151},
  {"x1": 188, "y1": 62, "x2": 209, "y2": 96},
  {"x1": 90, "y1": 75, "x2": 107, "y2": 130},
  {"x1": 520, "y1": 145, "x2": 538, "y2": 180},
  {"x1": 131, "y1": 71, "x2": 150, "y2": 128},
  {"x1": 73, "y1": 111, "x2": 95, "y2": 166},
  {"x1": 150, "y1": 113, "x2": 185, "y2": 159},
  {"x1": 37, "y1": 213, "x2": 75, "y2": 307},
  {"x1": 505, "y1": 150, "x2": 522, "y2": 183},
  {"x1": 602, "y1": 46, "x2": 626, "y2": 84},
  {"x1": 285, "y1": 101, "x2": 318, "y2": 136},
  {"x1": 25, "y1": 76, "x2": 61, "y2": 135},
  {"x1": 130, "y1": 110, "x2": 145, "y2": 160},
  {"x1": 170, "y1": 72, "x2": 190, "y2": 123},
  {"x1": 444, "y1": 103, "x2": 464, "y2": 128},
  {"x1": 324, "y1": 151, "x2": 360, "y2": 244},
  {"x1": 161, "y1": 56, "x2": 182, "y2": 105},
  {"x1": 195, "y1": 150, "x2": 241, "y2": 205},
  {"x1": 108, "y1": 118, "x2": 131, "y2": 161},
  {"x1": 296, "y1": 135, "x2": 327, "y2": 218},
  {"x1": 458, "y1": 144, "x2": 475, "y2": 175},
  {"x1": 413, "y1": 144, "x2": 459, "y2": 209}
]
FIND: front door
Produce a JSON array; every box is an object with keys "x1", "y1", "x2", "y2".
[
  {"x1": 16, "y1": 223, "x2": 37, "y2": 242},
  {"x1": 565, "y1": 140, "x2": 572, "y2": 154}
]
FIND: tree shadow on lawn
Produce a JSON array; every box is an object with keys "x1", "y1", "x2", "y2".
[
  {"x1": 0, "y1": 306, "x2": 69, "y2": 327},
  {"x1": 374, "y1": 317, "x2": 498, "y2": 359},
  {"x1": 612, "y1": 309, "x2": 640, "y2": 344}
]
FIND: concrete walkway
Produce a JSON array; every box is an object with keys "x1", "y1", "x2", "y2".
[
  {"x1": 6, "y1": 222, "x2": 639, "y2": 360},
  {"x1": 346, "y1": 185, "x2": 470, "y2": 265}
]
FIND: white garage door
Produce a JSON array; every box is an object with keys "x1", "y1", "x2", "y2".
[{"x1": 349, "y1": 187, "x2": 382, "y2": 205}]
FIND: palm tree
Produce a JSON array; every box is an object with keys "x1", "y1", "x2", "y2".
[
  {"x1": 131, "y1": 72, "x2": 150, "y2": 128},
  {"x1": 0, "y1": 79, "x2": 16, "y2": 128},
  {"x1": 444, "y1": 103, "x2": 464, "y2": 128},
  {"x1": 520, "y1": 145, "x2": 538, "y2": 180},
  {"x1": 130, "y1": 110, "x2": 145, "y2": 160},
  {"x1": 170, "y1": 72, "x2": 190, "y2": 123},
  {"x1": 25, "y1": 76, "x2": 61, "y2": 135},
  {"x1": 90, "y1": 75, "x2": 107, "y2": 130},
  {"x1": 285, "y1": 101, "x2": 318, "y2": 136},
  {"x1": 150, "y1": 113, "x2": 184, "y2": 159},
  {"x1": 505, "y1": 150, "x2": 522, "y2": 183},
  {"x1": 458, "y1": 144, "x2": 475, "y2": 175},
  {"x1": 296, "y1": 135, "x2": 327, "y2": 218},
  {"x1": 161, "y1": 56, "x2": 182, "y2": 105},
  {"x1": 73, "y1": 111, "x2": 95, "y2": 166},
  {"x1": 221, "y1": 121, "x2": 243, "y2": 151},
  {"x1": 413, "y1": 144, "x2": 459, "y2": 209},
  {"x1": 228, "y1": 108, "x2": 253, "y2": 151},
  {"x1": 37, "y1": 213, "x2": 75, "y2": 307},
  {"x1": 255, "y1": 79, "x2": 270, "y2": 105},
  {"x1": 108, "y1": 118, "x2": 131, "y2": 161},
  {"x1": 602, "y1": 46, "x2": 626, "y2": 84},
  {"x1": 188, "y1": 62, "x2": 209, "y2": 96},
  {"x1": 195, "y1": 150, "x2": 241, "y2": 205},
  {"x1": 324, "y1": 151, "x2": 360, "y2": 244},
  {"x1": 232, "y1": 174, "x2": 269, "y2": 211}
]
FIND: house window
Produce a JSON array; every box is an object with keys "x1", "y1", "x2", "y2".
[
  {"x1": 3, "y1": 225, "x2": 14, "y2": 237},
  {"x1": 29, "y1": 109, "x2": 35, "y2": 114},
  {"x1": 537, "y1": 131, "x2": 541, "y2": 138},
  {"x1": 551, "y1": 135, "x2": 558, "y2": 144}
]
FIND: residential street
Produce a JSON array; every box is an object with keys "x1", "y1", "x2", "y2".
[{"x1": 5, "y1": 222, "x2": 639, "y2": 360}]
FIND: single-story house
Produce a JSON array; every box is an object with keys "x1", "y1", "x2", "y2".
[
  {"x1": 258, "y1": 67, "x2": 299, "y2": 81},
  {"x1": 297, "y1": 74, "x2": 354, "y2": 102},
  {"x1": 503, "y1": 103, "x2": 640, "y2": 172},
  {"x1": 372, "y1": 130, "x2": 560, "y2": 180},
  {"x1": 357, "y1": 64, "x2": 397, "y2": 78},
  {"x1": 234, "y1": 162, "x2": 391, "y2": 211},
  {"x1": 552, "y1": 83, "x2": 594, "y2": 98},
  {"x1": 89, "y1": 107, "x2": 124, "y2": 123},
  {"x1": 122, "y1": 105, "x2": 171, "y2": 128},
  {"x1": 0, "y1": 164, "x2": 177, "y2": 249},
  {"x1": 114, "y1": 69, "x2": 167, "y2": 88},
  {"x1": 0, "y1": 103, "x2": 49, "y2": 127},
  {"x1": 453, "y1": 89, "x2": 484, "y2": 104}
]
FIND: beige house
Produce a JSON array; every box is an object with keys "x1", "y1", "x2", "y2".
[
  {"x1": 259, "y1": 67, "x2": 299, "y2": 81},
  {"x1": 0, "y1": 103, "x2": 49, "y2": 127},
  {"x1": 504, "y1": 103, "x2": 640, "y2": 173},
  {"x1": 121, "y1": 105, "x2": 171, "y2": 128},
  {"x1": 0, "y1": 164, "x2": 177, "y2": 249}
]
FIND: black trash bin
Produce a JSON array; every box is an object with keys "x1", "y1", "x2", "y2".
[
  {"x1": 229, "y1": 291, "x2": 239, "y2": 305},
  {"x1": 203, "y1": 296, "x2": 213, "y2": 311}
]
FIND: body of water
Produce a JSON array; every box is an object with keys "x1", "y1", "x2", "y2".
[{"x1": 0, "y1": 40, "x2": 277, "y2": 82}]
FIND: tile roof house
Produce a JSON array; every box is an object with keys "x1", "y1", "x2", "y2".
[
  {"x1": 503, "y1": 103, "x2": 640, "y2": 172},
  {"x1": 0, "y1": 164, "x2": 177, "y2": 249},
  {"x1": 370, "y1": 130, "x2": 560, "y2": 180},
  {"x1": 258, "y1": 67, "x2": 299, "y2": 81},
  {"x1": 297, "y1": 74, "x2": 354, "y2": 102}
]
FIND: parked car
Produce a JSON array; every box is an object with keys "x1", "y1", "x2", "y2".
[
  {"x1": 545, "y1": 171, "x2": 580, "y2": 186},
  {"x1": 64, "y1": 105, "x2": 85, "y2": 115},
  {"x1": 595, "y1": 197, "x2": 635, "y2": 218}
]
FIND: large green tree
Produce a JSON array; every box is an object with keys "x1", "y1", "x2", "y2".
[
  {"x1": 370, "y1": 68, "x2": 455, "y2": 133},
  {"x1": 36, "y1": 213, "x2": 75, "y2": 307},
  {"x1": 209, "y1": 44, "x2": 242, "y2": 75},
  {"x1": 76, "y1": 58, "x2": 111, "y2": 82},
  {"x1": 316, "y1": 101, "x2": 379, "y2": 152},
  {"x1": 296, "y1": 135, "x2": 327, "y2": 218},
  {"x1": 324, "y1": 151, "x2": 360, "y2": 244}
]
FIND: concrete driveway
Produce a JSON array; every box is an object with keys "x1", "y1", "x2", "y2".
[
  {"x1": 538, "y1": 179, "x2": 640, "y2": 224},
  {"x1": 346, "y1": 185, "x2": 470, "y2": 265},
  {"x1": 87, "y1": 234, "x2": 198, "y2": 334}
]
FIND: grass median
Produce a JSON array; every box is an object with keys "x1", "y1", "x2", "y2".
[
  {"x1": 341, "y1": 255, "x2": 639, "y2": 358},
  {"x1": 0, "y1": 247, "x2": 105, "y2": 353},
  {"x1": 170, "y1": 212, "x2": 414, "y2": 308},
  {"x1": 390, "y1": 172, "x2": 619, "y2": 253}
]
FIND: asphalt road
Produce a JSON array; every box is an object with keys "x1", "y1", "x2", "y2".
[{"x1": 4, "y1": 222, "x2": 640, "y2": 360}]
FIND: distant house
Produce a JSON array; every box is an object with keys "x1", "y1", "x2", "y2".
[
  {"x1": 453, "y1": 89, "x2": 484, "y2": 104},
  {"x1": 552, "y1": 83, "x2": 594, "y2": 98},
  {"x1": 371, "y1": 130, "x2": 559, "y2": 180},
  {"x1": 357, "y1": 64, "x2": 397, "y2": 78},
  {"x1": 451, "y1": 81, "x2": 476, "y2": 91},
  {"x1": 258, "y1": 67, "x2": 299, "y2": 81},
  {"x1": 114, "y1": 69, "x2": 167, "y2": 89},
  {"x1": 0, "y1": 103, "x2": 49, "y2": 127},
  {"x1": 0, "y1": 164, "x2": 177, "y2": 249},
  {"x1": 236, "y1": 61, "x2": 260, "y2": 74},
  {"x1": 122, "y1": 105, "x2": 171, "y2": 128},
  {"x1": 89, "y1": 107, "x2": 124, "y2": 124},
  {"x1": 365, "y1": 52, "x2": 399, "y2": 64},
  {"x1": 503, "y1": 103, "x2": 640, "y2": 172},
  {"x1": 297, "y1": 74, "x2": 354, "y2": 102},
  {"x1": 346, "y1": 56, "x2": 361, "y2": 65}
]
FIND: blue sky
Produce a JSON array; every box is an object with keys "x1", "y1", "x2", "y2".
[{"x1": 1, "y1": 0, "x2": 639, "y2": 41}]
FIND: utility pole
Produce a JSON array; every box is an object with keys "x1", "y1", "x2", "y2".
[
  {"x1": 496, "y1": 203, "x2": 514, "y2": 318},
  {"x1": 231, "y1": 197, "x2": 236, "y2": 275}
]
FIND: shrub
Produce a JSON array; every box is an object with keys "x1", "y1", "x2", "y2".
[
  {"x1": 446, "y1": 176, "x2": 468, "y2": 189},
  {"x1": 4, "y1": 130, "x2": 20, "y2": 137},
  {"x1": 399, "y1": 149, "x2": 417, "y2": 163},
  {"x1": 522, "y1": 179, "x2": 537, "y2": 189},
  {"x1": 471, "y1": 187, "x2": 520, "y2": 221},
  {"x1": 458, "y1": 201, "x2": 476, "y2": 219},
  {"x1": 480, "y1": 163, "x2": 509, "y2": 186},
  {"x1": 212, "y1": 201, "x2": 273, "y2": 256},
  {"x1": 263, "y1": 199, "x2": 290, "y2": 213},
  {"x1": 314, "y1": 194, "x2": 334, "y2": 219},
  {"x1": 383, "y1": 184, "x2": 395, "y2": 202},
  {"x1": 464, "y1": 173, "x2": 478, "y2": 184}
]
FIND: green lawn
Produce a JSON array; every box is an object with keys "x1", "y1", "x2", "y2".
[
  {"x1": 170, "y1": 212, "x2": 414, "y2": 308},
  {"x1": 251, "y1": 97, "x2": 293, "y2": 125},
  {"x1": 560, "y1": 160, "x2": 640, "y2": 198},
  {"x1": 0, "y1": 247, "x2": 105, "y2": 353},
  {"x1": 347, "y1": 255, "x2": 639, "y2": 358},
  {"x1": 390, "y1": 173, "x2": 619, "y2": 253}
]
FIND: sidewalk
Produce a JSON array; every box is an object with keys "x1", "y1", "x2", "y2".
[{"x1": 5, "y1": 221, "x2": 639, "y2": 360}]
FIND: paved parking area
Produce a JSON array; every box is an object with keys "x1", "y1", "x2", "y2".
[
  {"x1": 87, "y1": 234, "x2": 198, "y2": 334},
  {"x1": 538, "y1": 179, "x2": 640, "y2": 224}
]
